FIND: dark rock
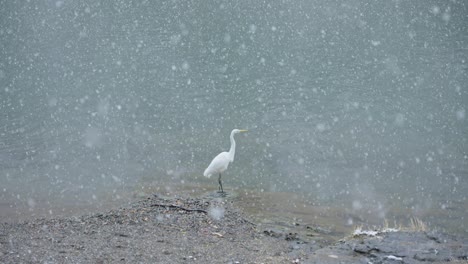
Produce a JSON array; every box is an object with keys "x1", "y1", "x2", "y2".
[
  {"x1": 263, "y1": 229, "x2": 283, "y2": 238},
  {"x1": 285, "y1": 232, "x2": 299, "y2": 241}
]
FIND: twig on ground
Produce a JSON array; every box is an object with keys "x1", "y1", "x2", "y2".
[
  {"x1": 151, "y1": 203, "x2": 208, "y2": 214},
  {"x1": 241, "y1": 217, "x2": 256, "y2": 226}
]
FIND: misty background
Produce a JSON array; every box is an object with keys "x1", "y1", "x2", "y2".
[{"x1": 1, "y1": 0, "x2": 467, "y2": 234}]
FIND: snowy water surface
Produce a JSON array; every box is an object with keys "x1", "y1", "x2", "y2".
[{"x1": 1, "y1": 1, "x2": 467, "y2": 235}]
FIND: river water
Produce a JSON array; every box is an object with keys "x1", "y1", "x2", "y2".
[{"x1": 1, "y1": 1, "x2": 467, "y2": 235}]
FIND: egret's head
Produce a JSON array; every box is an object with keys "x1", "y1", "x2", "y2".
[{"x1": 232, "y1": 129, "x2": 248, "y2": 134}]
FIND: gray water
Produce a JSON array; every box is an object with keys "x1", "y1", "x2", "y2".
[{"x1": 1, "y1": 1, "x2": 467, "y2": 234}]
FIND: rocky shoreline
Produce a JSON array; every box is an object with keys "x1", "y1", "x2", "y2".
[{"x1": 1, "y1": 195, "x2": 467, "y2": 263}]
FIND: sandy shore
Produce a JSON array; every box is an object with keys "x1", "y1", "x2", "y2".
[{"x1": 1, "y1": 194, "x2": 467, "y2": 263}]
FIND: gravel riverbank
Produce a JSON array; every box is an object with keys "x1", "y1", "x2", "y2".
[{"x1": 1, "y1": 195, "x2": 467, "y2": 263}]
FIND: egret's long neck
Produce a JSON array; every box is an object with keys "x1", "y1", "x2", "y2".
[{"x1": 228, "y1": 131, "x2": 236, "y2": 162}]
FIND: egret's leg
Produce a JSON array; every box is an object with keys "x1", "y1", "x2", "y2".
[{"x1": 218, "y1": 173, "x2": 224, "y2": 193}]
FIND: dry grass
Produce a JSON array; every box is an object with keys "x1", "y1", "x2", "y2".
[
  {"x1": 408, "y1": 217, "x2": 427, "y2": 232},
  {"x1": 352, "y1": 217, "x2": 428, "y2": 237}
]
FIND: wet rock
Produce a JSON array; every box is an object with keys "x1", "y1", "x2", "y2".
[{"x1": 307, "y1": 231, "x2": 468, "y2": 263}]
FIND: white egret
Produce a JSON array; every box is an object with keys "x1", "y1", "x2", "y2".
[{"x1": 203, "y1": 129, "x2": 248, "y2": 193}]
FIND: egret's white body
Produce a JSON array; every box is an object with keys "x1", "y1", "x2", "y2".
[
  {"x1": 203, "y1": 152, "x2": 231, "y2": 177},
  {"x1": 204, "y1": 129, "x2": 247, "y2": 193}
]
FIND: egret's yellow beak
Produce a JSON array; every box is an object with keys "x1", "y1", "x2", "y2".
[{"x1": 239, "y1": 129, "x2": 248, "y2": 132}]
